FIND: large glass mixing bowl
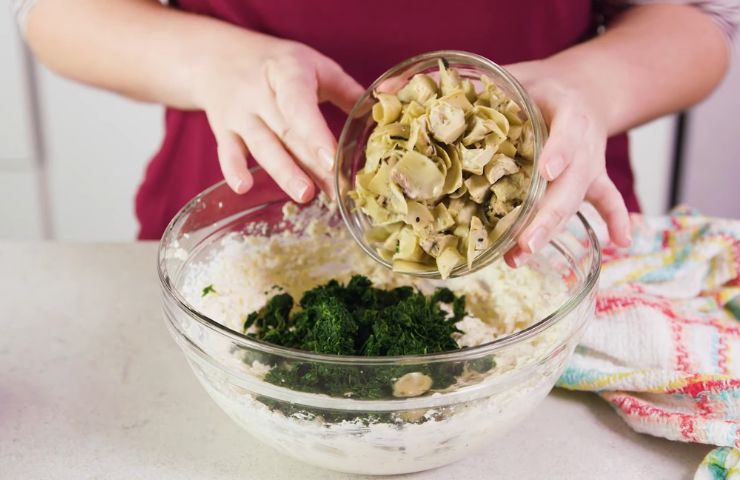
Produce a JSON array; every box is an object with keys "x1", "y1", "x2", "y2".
[{"x1": 158, "y1": 171, "x2": 600, "y2": 475}]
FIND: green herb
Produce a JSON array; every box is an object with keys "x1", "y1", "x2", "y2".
[
  {"x1": 245, "y1": 275, "x2": 463, "y2": 356},
  {"x1": 243, "y1": 275, "x2": 493, "y2": 409},
  {"x1": 201, "y1": 284, "x2": 216, "y2": 297}
]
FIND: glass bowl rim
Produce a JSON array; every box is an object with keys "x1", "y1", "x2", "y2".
[
  {"x1": 333, "y1": 49, "x2": 548, "y2": 279},
  {"x1": 158, "y1": 179, "x2": 600, "y2": 366}
]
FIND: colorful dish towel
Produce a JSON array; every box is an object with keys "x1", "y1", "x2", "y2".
[
  {"x1": 696, "y1": 447, "x2": 740, "y2": 480},
  {"x1": 556, "y1": 206, "x2": 740, "y2": 478}
]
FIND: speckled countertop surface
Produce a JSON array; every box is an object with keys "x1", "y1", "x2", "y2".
[{"x1": 0, "y1": 243, "x2": 711, "y2": 479}]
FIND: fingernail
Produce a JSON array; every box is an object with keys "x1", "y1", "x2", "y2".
[
  {"x1": 235, "y1": 178, "x2": 246, "y2": 194},
  {"x1": 512, "y1": 251, "x2": 531, "y2": 268},
  {"x1": 288, "y1": 178, "x2": 310, "y2": 201},
  {"x1": 318, "y1": 148, "x2": 334, "y2": 171},
  {"x1": 625, "y1": 231, "x2": 633, "y2": 246},
  {"x1": 526, "y1": 226, "x2": 548, "y2": 253},
  {"x1": 231, "y1": 174, "x2": 254, "y2": 194},
  {"x1": 544, "y1": 156, "x2": 565, "y2": 181}
]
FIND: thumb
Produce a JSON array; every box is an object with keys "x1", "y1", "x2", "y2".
[{"x1": 316, "y1": 56, "x2": 365, "y2": 114}]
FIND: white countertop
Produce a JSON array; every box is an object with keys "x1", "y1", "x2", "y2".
[{"x1": 0, "y1": 243, "x2": 711, "y2": 479}]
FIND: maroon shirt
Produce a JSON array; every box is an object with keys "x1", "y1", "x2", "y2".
[{"x1": 135, "y1": 0, "x2": 640, "y2": 239}]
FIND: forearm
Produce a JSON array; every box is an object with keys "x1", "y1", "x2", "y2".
[
  {"x1": 25, "y1": 0, "x2": 264, "y2": 109},
  {"x1": 537, "y1": 4, "x2": 729, "y2": 135},
  {"x1": 506, "y1": 4, "x2": 729, "y2": 260}
]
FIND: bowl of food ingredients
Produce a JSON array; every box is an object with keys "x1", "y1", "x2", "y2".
[
  {"x1": 336, "y1": 50, "x2": 548, "y2": 279},
  {"x1": 158, "y1": 167, "x2": 600, "y2": 475}
]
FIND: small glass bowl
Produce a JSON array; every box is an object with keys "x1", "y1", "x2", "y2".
[{"x1": 335, "y1": 50, "x2": 548, "y2": 279}]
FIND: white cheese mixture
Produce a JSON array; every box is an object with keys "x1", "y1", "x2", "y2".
[
  {"x1": 177, "y1": 200, "x2": 576, "y2": 475},
  {"x1": 181, "y1": 200, "x2": 560, "y2": 346}
]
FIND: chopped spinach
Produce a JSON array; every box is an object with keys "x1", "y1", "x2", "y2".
[{"x1": 242, "y1": 275, "x2": 495, "y2": 412}]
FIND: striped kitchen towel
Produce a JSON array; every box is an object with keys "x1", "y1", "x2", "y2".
[
  {"x1": 556, "y1": 206, "x2": 740, "y2": 477},
  {"x1": 695, "y1": 447, "x2": 740, "y2": 480}
]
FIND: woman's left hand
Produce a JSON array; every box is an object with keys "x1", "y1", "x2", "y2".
[{"x1": 503, "y1": 60, "x2": 632, "y2": 267}]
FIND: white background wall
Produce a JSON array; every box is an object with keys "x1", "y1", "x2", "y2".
[
  {"x1": 630, "y1": 116, "x2": 676, "y2": 215},
  {"x1": 680, "y1": 38, "x2": 740, "y2": 218},
  {"x1": 0, "y1": 17, "x2": 737, "y2": 242},
  {"x1": 37, "y1": 68, "x2": 162, "y2": 240},
  {"x1": 0, "y1": 7, "x2": 45, "y2": 240}
]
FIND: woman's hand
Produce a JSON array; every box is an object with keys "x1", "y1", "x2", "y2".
[
  {"x1": 191, "y1": 32, "x2": 364, "y2": 202},
  {"x1": 503, "y1": 60, "x2": 632, "y2": 267}
]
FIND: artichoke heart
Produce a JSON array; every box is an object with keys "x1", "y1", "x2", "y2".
[
  {"x1": 438, "y1": 59, "x2": 463, "y2": 96},
  {"x1": 491, "y1": 172, "x2": 527, "y2": 203},
  {"x1": 391, "y1": 151, "x2": 445, "y2": 200},
  {"x1": 367, "y1": 162, "x2": 393, "y2": 196},
  {"x1": 432, "y1": 203, "x2": 455, "y2": 232},
  {"x1": 362, "y1": 196, "x2": 400, "y2": 226},
  {"x1": 474, "y1": 105, "x2": 510, "y2": 136},
  {"x1": 397, "y1": 74, "x2": 438, "y2": 104},
  {"x1": 498, "y1": 140, "x2": 517, "y2": 158},
  {"x1": 407, "y1": 115, "x2": 434, "y2": 156},
  {"x1": 460, "y1": 146, "x2": 495, "y2": 175},
  {"x1": 462, "y1": 79, "x2": 477, "y2": 103},
  {"x1": 399, "y1": 100, "x2": 426, "y2": 124},
  {"x1": 351, "y1": 62, "x2": 535, "y2": 278},
  {"x1": 508, "y1": 124, "x2": 523, "y2": 142},
  {"x1": 372, "y1": 93, "x2": 402, "y2": 126},
  {"x1": 518, "y1": 121, "x2": 535, "y2": 161},
  {"x1": 446, "y1": 197, "x2": 466, "y2": 218},
  {"x1": 405, "y1": 200, "x2": 435, "y2": 233},
  {"x1": 420, "y1": 233, "x2": 458, "y2": 258},
  {"x1": 365, "y1": 225, "x2": 395, "y2": 244},
  {"x1": 503, "y1": 100, "x2": 524, "y2": 126},
  {"x1": 433, "y1": 143, "x2": 452, "y2": 169},
  {"x1": 453, "y1": 224, "x2": 469, "y2": 239},
  {"x1": 447, "y1": 183, "x2": 468, "y2": 199},
  {"x1": 484, "y1": 154, "x2": 519, "y2": 184},
  {"x1": 485, "y1": 193, "x2": 511, "y2": 220},
  {"x1": 442, "y1": 147, "x2": 463, "y2": 194},
  {"x1": 381, "y1": 228, "x2": 402, "y2": 252},
  {"x1": 436, "y1": 247, "x2": 464, "y2": 279},
  {"x1": 428, "y1": 102, "x2": 466, "y2": 145},
  {"x1": 439, "y1": 90, "x2": 474, "y2": 113},
  {"x1": 464, "y1": 174, "x2": 491, "y2": 204},
  {"x1": 394, "y1": 227, "x2": 426, "y2": 262},
  {"x1": 461, "y1": 116, "x2": 490, "y2": 146},
  {"x1": 466, "y1": 216, "x2": 489, "y2": 268},
  {"x1": 387, "y1": 182, "x2": 408, "y2": 214},
  {"x1": 392, "y1": 259, "x2": 437, "y2": 274},
  {"x1": 365, "y1": 122, "x2": 409, "y2": 173},
  {"x1": 490, "y1": 205, "x2": 521, "y2": 243},
  {"x1": 455, "y1": 200, "x2": 478, "y2": 226}
]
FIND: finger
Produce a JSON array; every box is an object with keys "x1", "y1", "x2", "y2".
[
  {"x1": 503, "y1": 61, "x2": 542, "y2": 86},
  {"x1": 315, "y1": 55, "x2": 365, "y2": 114},
  {"x1": 586, "y1": 174, "x2": 632, "y2": 247},
  {"x1": 518, "y1": 165, "x2": 591, "y2": 255},
  {"x1": 263, "y1": 63, "x2": 337, "y2": 196},
  {"x1": 504, "y1": 245, "x2": 531, "y2": 269},
  {"x1": 375, "y1": 75, "x2": 409, "y2": 94},
  {"x1": 239, "y1": 115, "x2": 315, "y2": 203},
  {"x1": 215, "y1": 130, "x2": 254, "y2": 194},
  {"x1": 537, "y1": 106, "x2": 594, "y2": 182},
  {"x1": 259, "y1": 102, "x2": 335, "y2": 197}
]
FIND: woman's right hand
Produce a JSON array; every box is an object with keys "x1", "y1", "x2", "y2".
[{"x1": 191, "y1": 31, "x2": 364, "y2": 202}]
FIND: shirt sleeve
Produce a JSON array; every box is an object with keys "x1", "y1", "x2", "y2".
[{"x1": 609, "y1": 0, "x2": 740, "y2": 43}]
